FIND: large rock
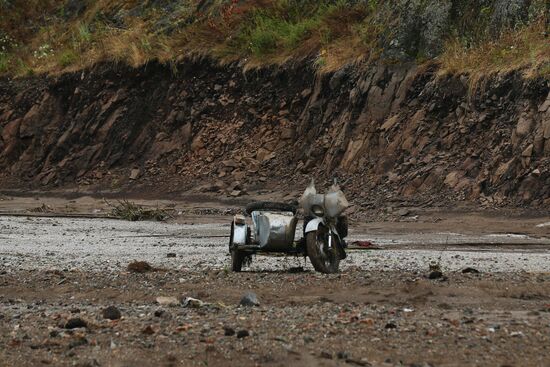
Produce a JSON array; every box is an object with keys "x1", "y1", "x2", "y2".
[
  {"x1": 490, "y1": 0, "x2": 531, "y2": 36},
  {"x1": 382, "y1": 0, "x2": 452, "y2": 60}
]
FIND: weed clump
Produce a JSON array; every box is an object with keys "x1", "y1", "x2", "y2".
[{"x1": 107, "y1": 199, "x2": 171, "y2": 222}]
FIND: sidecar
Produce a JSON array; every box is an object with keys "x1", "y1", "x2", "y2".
[{"x1": 228, "y1": 201, "x2": 300, "y2": 271}]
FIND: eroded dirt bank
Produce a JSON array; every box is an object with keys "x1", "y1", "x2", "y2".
[{"x1": 0, "y1": 59, "x2": 549, "y2": 209}]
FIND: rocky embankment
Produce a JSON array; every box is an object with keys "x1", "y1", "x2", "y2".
[{"x1": 0, "y1": 59, "x2": 549, "y2": 208}]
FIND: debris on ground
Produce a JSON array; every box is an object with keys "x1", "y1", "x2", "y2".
[
  {"x1": 28, "y1": 203, "x2": 54, "y2": 213},
  {"x1": 350, "y1": 241, "x2": 381, "y2": 249},
  {"x1": 106, "y1": 199, "x2": 171, "y2": 221},
  {"x1": 182, "y1": 297, "x2": 206, "y2": 308},
  {"x1": 127, "y1": 261, "x2": 153, "y2": 273}
]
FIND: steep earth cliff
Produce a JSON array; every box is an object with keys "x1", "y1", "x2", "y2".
[{"x1": 0, "y1": 59, "x2": 549, "y2": 209}]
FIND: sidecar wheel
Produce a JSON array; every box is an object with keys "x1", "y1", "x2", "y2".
[
  {"x1": 306, "y1": 227, "x2": 340, "y2": 274},
  {"x1": 231, "y1": 248, "x2": 246, "y2": 272}
]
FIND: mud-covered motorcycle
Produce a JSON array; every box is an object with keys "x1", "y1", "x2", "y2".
[{"x1": 228, "y1": 180, "x2": 349, "y2": 273}]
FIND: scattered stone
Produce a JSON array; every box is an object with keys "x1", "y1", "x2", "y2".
[
  {"x1": 337, "y1": 351, "x2": 350, "y2": 360},
  {"x1": 229, "y1": 190, "x2": 243, "y2": 197},
  {"x1": 462, "y1": 267, "x2": 480, "y2": 274},
  {"x1": 166, "y1": 253, "x2": 176, "y2": 258},
  {"x1": 223, "y1": 327, "x2": 235, "y2": 336},
  {"x1": 49, "y1": 330, "x2": 59, "y2": 338},
  {"x1": 428, "y1": 262, "x2": 444, "y2": 279},
  {"x1": 154, "y1": 309, "x2": 167, "y2": 318},
  {"x1": 236, "y1": 330, "x2": 250, "y2": 338},
  {"x1": 428, "y1": 271, "x2": 443, "y2": 279},
  {"x1": 156, "y1": 296, "x2": 179, "y2": 306},
  {"x1": 127, "y1": 261, "x2": 153, "y2": 273},
  {"x1": 68, "y1": 337, "x2": 88, "y2": 349},
  {"x1": 142, "y1": 325, "x2": 155, "y2": 335},
  {"x1": 385, "y1": 321, "x2": 397, "y2": 329},
  {"x1": 239, "y1": 292, "x2": 260, "y2": 307},
  {"x1": 65, "y1": 318, "x2": 87, "y2": 329},
  {"x1": 397, "y1": 208, "x2": 410, "y2": 216},
  {"x1": 129, "y1": 168, "x2": 141, "y2": 180},
  {"x1": 102, "y1": 306, "x2": 121, "y2": 320}
]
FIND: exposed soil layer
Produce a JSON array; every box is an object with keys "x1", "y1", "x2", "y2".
[{"x1": 0, "y1": 59, "x2": 549, "y2": 209}]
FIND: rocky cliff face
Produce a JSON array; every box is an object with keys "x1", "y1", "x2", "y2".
[{"x1": 0, "y1": 59, "x2": 548, "y2": 208}]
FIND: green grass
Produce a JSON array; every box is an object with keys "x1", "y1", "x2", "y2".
[
  {"x1": 0, "y1": 0, "x2": 547, "y2": 77},
  {"x1": 230, "y1": 0, "x2": 355, "y2": 58},
  {"x1": 246, "y1": 15, "x2": 319, "y2": 56},
  {"x1": 0, "y1": 52, "x2": 9, "y2": 72},
  {"x1": 58, "y1": 49, "x2": 78, "y2": 67},
  {"x1": 77, "y1": 23, "x2": 92, "y2": 44}
]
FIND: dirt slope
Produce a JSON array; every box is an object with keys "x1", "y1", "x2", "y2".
[{"x1": 0, "y1": 59, "x2": 549, "y2": 208}]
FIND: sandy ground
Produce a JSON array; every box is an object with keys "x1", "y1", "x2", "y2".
[{"x1": 1, "y1": 195, "x2": 550, "y2": 366}]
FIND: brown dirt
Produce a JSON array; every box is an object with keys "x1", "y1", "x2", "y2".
[{"x1": 1, "y1": 269, "x2": 550, "y2": 367}]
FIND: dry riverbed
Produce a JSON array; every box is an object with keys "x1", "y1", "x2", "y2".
[{"x1": 1, "y1": 205, "x2": 550, "y2": 366}]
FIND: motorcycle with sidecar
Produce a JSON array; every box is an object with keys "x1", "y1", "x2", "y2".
[{"x1": 228, "y1": 180, "x2": 349, "y2": 273}]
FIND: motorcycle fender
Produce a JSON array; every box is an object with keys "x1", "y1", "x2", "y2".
[
  {"x1": 232, "y1": 216, "x2": 248, "y2": 246},
  {"x1": 305, "y1": 218, "x2": 325, "y2": 234}
]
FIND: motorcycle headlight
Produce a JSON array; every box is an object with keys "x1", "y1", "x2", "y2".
[{"x1": 311, "y1": 205, "x2": 325, "y2": 217}]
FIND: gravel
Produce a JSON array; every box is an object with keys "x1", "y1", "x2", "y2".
[{"x1": 0, "y1": 215, "x2": 549, "y2": 274}]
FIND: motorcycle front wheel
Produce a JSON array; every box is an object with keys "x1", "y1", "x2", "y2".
[{"x1": 306, "y1": 227, "x2": 340, "y2": 274}]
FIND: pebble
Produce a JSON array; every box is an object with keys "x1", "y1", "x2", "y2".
[
  {"x1": 142, "y1": 325, "x2": 155, "y2": 335},
  {"x1": 102, "y1": 306, "x2": 121, "y2": 320},
  {"x1": 224, "y1": 327, "x2": 236, "y2": 336},
  {"x1": 385, "y1": 321, "x2": 397, "y2": 329},
  {"x1": 156, "y1": 296, "x2": 179, "y2": 306},
  {"x1": 68, "y1": 336, "x2": 88, "y2": 349},
  {"x1": 236, "y1": 330, "x2": 250, "y2": 338},
  {"x1": 127, "y1": 261, "x2": 153, "y2": 273},
  {"x1": 65, "y1": 318, "x2": 87, "y2": 329},
  {"x1": 239, "y1": 292, "x2": 260, "y2": 307}
]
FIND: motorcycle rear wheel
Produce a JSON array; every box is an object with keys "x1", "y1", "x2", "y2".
[{"x1": 306, "y1": 228, "x2": 340, "y2": 274}]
